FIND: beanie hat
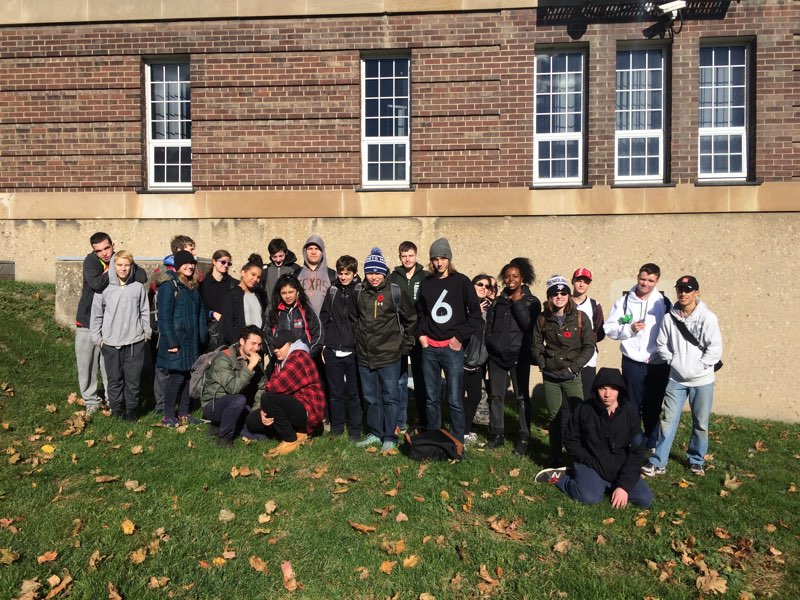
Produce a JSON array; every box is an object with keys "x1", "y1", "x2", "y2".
[
  {"x1": 546, "y1": 274, "x2": 570, "y2": 297},
  {"x1": 173, "y1": 250, "x2": 197, "y2": 271},
  {"x1": 364, "y1": 247, "x2": 389, "y2": 276},
  {"x1": 429, "y1": 237, "x2": 453, "y2": 260}
]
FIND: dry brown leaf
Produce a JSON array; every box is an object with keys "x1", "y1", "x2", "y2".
[
  {"x1": 413, "y1": 496, "x2": 425, "y2": 502},
  {"x1": 121, "y1": 518, "x2": 135, "y2": 535},
  {"x1": 218, "y1": 509, "x2": 236, "y2": 522},
  {"x1": 348, "y1": 521, "x2": 377, "y2": 534},
  {"x1": 552, "y1": 540, "x2": 570, "y2": 553},
  {"x1": 380, "y1": 538, "x2": 406, "y2": 555},
  {"x1": 44, "y1": 573, "x2": 72, "y2": 599},
  {"x1": 385, "y1": 488, "x2": 398, "y2": 497},
  {"x1": 37, "y1": 550, "x2": 58, "y2": 564},
  {"x1": 222, "y1": 550, "x2": 236, "y2": 560},
  {"x1": 8, "y1": 453, "x2": 21, "y2": 465},
  {"x1": 419, "y1": 594, "x2": 435, "y2": 600},
  {"x1": 249, "y1": 555, "x2": 269, "y2": 574},
  {"x1": 596, "y1": 534, "x2": 607, "y2": 545},
  {"x1": 47, "y1": 575, "x2": 61, "y2": 587},
  {"x1": 310, "y1": 466, "x2": 329, "y2": 479},
  {"x1": 88, "y1": 549, "x2": 107, "y2": 571},
  {"x1": 46, "y1": 404, "x2": 57, "y2": 413},
  {"x1": 0, "y1": 547, "x2": 20, "y2": 564},
  {"x1": 754, "y1": 440, "x2": 767, "y2": 452},
  {"x1": 450, "y1": 572, "x2": 463, "y2": 590},
  {"x1": 788, "y1": 483, "x2": 797, "y2": 493},
  {"x1": 396, "y1": 511, "x2": 409, "y2": 523},
  {"x1": 635, "y1": 517, "x2": 648, "y2": 527},
  {"x1": 379, "y1": 560, "x2": 397, "y2": 574},
  {"x1": 264, "y1": 500, "x2": 277, "y2": 514},
  {"x1": 403, "y1": 554, "x2": 420, "y2": 568},
  {"x1": 417, "y1": 463, "x2": 428, "y2": 478},
  {"x1": 764, "y1": 523, "x2": 777, "y2": 533},
  {"x1": 373, "y1": 504, "x2": 395, "y2": 518},
  {"x1": 696, "y1": 570, "x2": 728, "y2": 595},
  {"x1": 131, "y1": 445, "x2": 143, "y2": 455},
  {"x1": 768, "y1": 546, "x2": 782, "y2": 556},
  {"x1": 108, "y1": 581, "x2": 122, "y2": 600},
  {"x1": 714, "y1": 527, "x2": 731, "y2": 539},
  {"x1": 509, "y1": 468, "x2": 521, "y2": 477},
  {"x1": 602, "y1": 517, "x2": 615, "y2": 525},
  {"x1": 128, "y1": 548, "x2": 147, "y2": 564},
  {"x1": 85, "y1": 440, "x2": 95, "y2": 447},
  {"x1": 355, "y1": 566, "x2": 369, "y2": 580},
  {"x1": 281, "y1": 560, "x2": 302, "y2": 592},
  {"x1": 723, "y1": 473, "x2": 742, "y2": 490},
  {"x1": 124, "y1": 480, "x2": 147, "y2": 493},
  {"x1": 440, "y1": 490, "x2": 450, "y2": 501},
  {"x1": 17, "y1": 578, "x2": 41, "y2": 599},
  {"x1": 676, "y1": 478, "x2": 694, "y2": 488},
  {"x1": 147, "y1": 576, "x2": 170, "y2": 589}
]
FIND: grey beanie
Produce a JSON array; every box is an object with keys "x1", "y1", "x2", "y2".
[{"x1": 429, "y1": 237, "x2": 453, "y2": 260}]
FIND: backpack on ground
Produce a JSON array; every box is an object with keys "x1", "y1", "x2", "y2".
[
  {"x1": 188, "y1": 347, "x2": 234, "y2": 400},
  {"x1": 402, "y1": 428, "x2": 463, "y2": 461}
]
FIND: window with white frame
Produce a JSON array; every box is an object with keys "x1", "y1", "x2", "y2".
[
  {"x1": 534, "y1": 50, "x2": 584, "y2": 185},
  {"x1": 146, "y1": 61, "x2": 191, "y2": 189},
  {"x1": 361, "y1": 56, "x2": 410, "y2": 188},
  {"x1": 698, "y1": 45, "x2": 748, "y2": 180},
  {"x1": 615, "y1": 48, "x2": 664, "y2": 182}
]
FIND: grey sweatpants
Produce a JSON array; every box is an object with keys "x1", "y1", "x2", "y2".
[{"x1": 74, "y1": 327, "x2": 107, "y2": 408}]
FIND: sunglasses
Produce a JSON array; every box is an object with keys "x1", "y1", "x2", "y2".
[
  {"x1": 549, "y1": 291, "x2": 569, "y2": 298},
  {"x1": 217, "y1": 260, "x2": 232, "y2": 266},
  {"x1": 474, "y1": 282, "x2": 492, "y2": 289}
]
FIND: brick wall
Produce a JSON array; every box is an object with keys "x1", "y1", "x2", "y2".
[{"x1": 0, "y1": 3, "x2": 796, "y2": 192}]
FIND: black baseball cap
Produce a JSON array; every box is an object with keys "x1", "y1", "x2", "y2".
[{"x1": 675, "y1": 275, "x2": 699, "y2": 291}]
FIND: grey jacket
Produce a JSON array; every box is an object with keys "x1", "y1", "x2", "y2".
[{"x1": 90, "y1": 263, "x2": 151, "y2": 347}]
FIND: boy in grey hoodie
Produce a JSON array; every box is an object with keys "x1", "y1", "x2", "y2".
[
  {"x1": 296, "y1": 235, "x2": 337, "y2": 317},
  {"x1": 90, "y1": 251, "x2": 151, "y2": 420}
]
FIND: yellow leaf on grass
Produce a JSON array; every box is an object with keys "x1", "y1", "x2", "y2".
[
  {"x1": 211, "y1": 556, "x2": 227, "y2": 567},
  {"x1": 249, "y1": 555, "x2": 269, "y2": 574},
  {"x1": 41, "y1": 445, "x2": 56, "y2": 454},
  {"x1": 385, "y1": 488, "x2": 398, "y2": 497},
  {"x1": 509, "y1": 468, "x2": 521, "y2": 477},
  {"x1": 0, "y1": 547, "x2": 20, "y2": 564},
  {"x1": 403, "y1": 554, "x2": 420, "y2": 568},
  {"x1": 264, "y1": 500, "x2": 277, "y2": 514},
  {"x1": 108, "y1": 581, "x2": 123, "y2": 600},
  {"x1": 121, "y1": 519, "x2": 136, "y2": 535},
  {"x1": 380, "y1": 560, "x2": 397, "y2": 574},
  {"x1": 788, "y1": 483, "x2": 797, "y2": 493},
  {"x1": 765, "y1": 523, "x2": 777, "y2": 533},
  {"x1": 124, "y1": 480, "x2": 147, "y2": 492},
  {"x1": 36, "y1": 550, "x2": 58, "y2": 564},
  {"x1": 440, "y1": 490, "x2": 450, "y2": 501},
  {"x1": 85, "y1": 440, "x2": 95, "y2": 447},
  {"x1": 635, "y1": 517, "x2": 648, "y2": 527},
  {"x1": 380, "y1": 538, "x2": 406, "y2": 555},
  {"x1": 596, "y1": 534, "x2": 607, "y2": 545},
  {"x1": 128, "y1": 548, "x2": 147, "y2": 564},
  {"x1": 420, "y1": 594, "x2": 436, "y2": 600},
  {"x1": 46, "y1": 404, "x2": 57, "y2": 413}
]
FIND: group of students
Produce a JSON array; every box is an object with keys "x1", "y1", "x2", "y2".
[{"x1": 76, "y1": 231, "x2": 723, "y2": 508}]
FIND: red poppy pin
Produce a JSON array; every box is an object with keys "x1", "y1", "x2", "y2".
[
  {"x1": 563, "y1": 331, "x2": 572, "y2": 338},
  {"x1": 377, "y1": 295, "x2": 385, "y2": 302}
]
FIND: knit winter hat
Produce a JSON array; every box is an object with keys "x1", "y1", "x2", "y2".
[
  {"x1": 173, "y1": 250, "x2": 197, "y2": 271},
  {"x1": 364, "y1": 247, "x2": 389, "y2": 276},
  {"x1": 429, "y1": 237, "x2": 453, "y2": 260},
  {"x1": 546, "y1": 274, "x2": 571, "y2": 297}
]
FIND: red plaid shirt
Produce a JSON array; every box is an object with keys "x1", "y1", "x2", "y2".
[{"x1": 265, "y1": 348, "x2": 325, "y2": 433}]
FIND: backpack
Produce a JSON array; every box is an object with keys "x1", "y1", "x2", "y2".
[
  {"x1": 188, "y1": 347, "x2": 234, "y2": 400},
  {"x1": 622, "y1": 290, "x2": 672, "y2": 315},
  {"x1": 151, "y1": 278, "x2": 179, "y2": 334},
  {"x1": 402, "y1": 429, "x2": 463, "y2": 461},
  {"x1": 354, "y1": 282, "x2": 404, "y2": 335}
]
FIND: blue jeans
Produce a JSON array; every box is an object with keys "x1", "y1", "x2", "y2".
[
  {"x1": 421, "y1": 346, "x2": 465, "y2": 442},
  {"x1": 397, "y1": 357, "x2": 409, "y2": 428},
  {"x1": 359, "y1": 362, "x2": 402, "y2": 443},
  {"x1": 556, "y1": 462, "x2": 653, "y2": 507},
  {"x1": 650, "y1": 379, "x2": 715, "y2": 468}
]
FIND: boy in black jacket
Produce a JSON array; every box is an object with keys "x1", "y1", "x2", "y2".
[
  {"x1": 319, "y1": 256, "x2": 363, "y2": 440},
  {"x1": 535, "y1": 367, "x2": 653, "y2": 508}
]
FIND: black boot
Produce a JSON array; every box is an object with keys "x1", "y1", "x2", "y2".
[
  {"x1": 486, "y1": 434, "x2": 505, "y2": 449},
  {"x1": 124, "y1": 410, "x2": 137, "y2": 422},
  {"x1": 512, "y1": 437, "x2": 530, "y2": 457}
]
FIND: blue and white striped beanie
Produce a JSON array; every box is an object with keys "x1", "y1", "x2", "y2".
[{"x1": 364, "y1": 247, "x2": 389, "y2": 276}]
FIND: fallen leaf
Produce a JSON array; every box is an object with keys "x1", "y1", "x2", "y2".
[
  {"x1": 282, "y1": 560, "x2": 302, "y2": 592},
  {"x1": 218, "y1": 509, "x2": 236, "y2": 522},
  {"x1": 348, "y1": 521, "x2": 377, "y2": 534},
  {"x1": 121, "y1": 518, "x2": 136, "y2": 535},
  {"x1": 413, "y1": 496, "x2": 425, "y2": 502},
  {"x1": 723, "y1": 474, "x2": 742, "y2": 490},
  {"x1": 788, "y1": 483, "x2": 797, "y2": 493},
  {"x1": 764, "y1": 523, "x2": 777, "y2": 533},
  {"x1": 696, "y1": 570, "x2": 728, "y2": 595},
  {"x1": 602, "y1": 518, "x2": 615, "y2": 525},
  {"x1": 131, "y1": 445, "x2": 143, "y2": 455},
  {"x1": 147, "y1": 576, "x2": 170, "y2": 589},
  {"x1": 95, "y1": 475, "x2": 119, "y2": 483},
  {"x1": 380, "y1": 538, "x2": 406, "y2": 555},
  {"x1": 249, "y1": 555, "x2": 269, "y2": 574},
  {"x1": 124, "y1": 480, "x2": 147, "y2": 492},
  {"x1": 16, "y1": 578, "x2": 41, "y2": 599},
  {"x1": 396, "y1": 511, "x2": 409, "y2": 523},
  {"x1": 37, "y1": 550, "x2": 58, "y2": 564},
  {"x1": 417, "y1": 464, "x2": 428, "y2": 478},
  {"x1": 450, "y1": 572, "x2": 463, "y2": 590},
  {"x1": 310, "y1": 466, "x2": 328, "y2": 479},
  {"x1": 85, "y1": 440, "x2": 95, "y2": 447},
  {"x1": 419, "y1": 594, "x2": 435, "y2": 600},
  {"x1": 714, "y1": 527, "x2": 731, "y2": 539},
  {"x1": 108, "y1": 581, "x2": 122, "y2": 600},
  {"x1": 509, "y1": 468, "x2": 520, "y2": 477},
  {"x1": 264, "y1": 500, "x2": 277, "y2": 514},
  {"x1": 222, "y1": 550, "x2": 236, "y2": 560},
  {"x1": 385, "y1": 488, "x2": 398, "y2": 497},
  {"x1": 635, "y1": 517, "x2": 648, "y2": 527},
  {"x1": 87, "y1": 549, "x2": 107, "y2": 571},
  {"x1": 355, "y1": 566, "x2": 369, "y2": 580},
  {"x1": 440, "y1": 490, "x2": 450, "y2": 501},
  {"x1": 0, "y1": 547, "x2": 20, "y2": 564},
  {"x1": 403, "y1": 554, "x2": 420, "y2": 568},
  {"x1": 211, "y1": 556, "x2": 227, "y2": 567},
  {"x1": 41, "y1": 445, "x2": 56, "y2": 454},
  {"x1": 552, "y1": 540, "x2": 570, "y2": 553},
  {"x1": 46, "y1": 404, "x2": 57, "y2": 413},
  {"x1": 44, "y1": 573, "x2": 72, "y2": 599},
  {"x1": 379, "y1": 560, "x2": 397, "y2": 574},
  {"x1": 596, "y1": 534, "x2": 607, "y2": 545},
  {"x1": 128, "y1": 548, "x2": 147, "y2": 564},
  {"x1": 768, "y1": 546, "x2": 782, "y2": 556},
  {"x1": 754, "y1": 440, "x2": 767, "y2": 452}
]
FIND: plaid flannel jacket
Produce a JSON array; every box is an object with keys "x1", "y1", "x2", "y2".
[{"x1": 265, "y1": 348, "x2": 325, "y2": 432}]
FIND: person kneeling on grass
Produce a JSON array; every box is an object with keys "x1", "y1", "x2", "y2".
[
  {"x1": 535, "y1": 368, "x2": 653, "y2": 508},
  {"x1": 243, "y1": 331, "x2": 325, "y2": 455}
]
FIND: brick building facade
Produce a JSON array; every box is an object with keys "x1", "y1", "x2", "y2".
[{"x1": 0, "y1": 0, "x2": 799, "y2": 420}]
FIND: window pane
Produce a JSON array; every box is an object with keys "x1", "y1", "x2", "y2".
[
  {"x1": 166, "y1": 166, "x2": 179, "y2": 182},
  {"x1": 180, "y1": 165, "x2": 191, "y2": 182}
]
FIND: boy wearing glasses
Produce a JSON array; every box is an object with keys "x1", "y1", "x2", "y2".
[
  {"x1": 603, "y1": 263, "x2": 671, "y2": 450},
  {"x1": 642, "y1": 276, "x2": 722, "y2": 477}
]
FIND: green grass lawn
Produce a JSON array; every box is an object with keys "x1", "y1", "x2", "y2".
[{"x1": 0, "y1": 281, "x2": 797, "y2": 599}]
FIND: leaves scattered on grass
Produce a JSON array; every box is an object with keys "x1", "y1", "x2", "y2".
[
  {"x1": 281, "y1": 560, "x2": 302, "y2": 592},
  {"x1": 380, "y1": 538, "x2": 406, "y2": 556},
  {"x1": 486, "y1": 515, "x2": 526, "y2": 541}
]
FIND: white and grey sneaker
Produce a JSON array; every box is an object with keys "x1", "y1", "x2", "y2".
[
  {"x1": 464, "y1": 432, "x2": 479, "y2": 445},
  {"x1": 641, "y1": 463, "x2": 666, "y2": 477},
  {"x1": 534, "y1": 467, "x2": 567, "y2": 484},
  {"x1": 356, "y1": 434, "x2": 381, "y2": 447}
]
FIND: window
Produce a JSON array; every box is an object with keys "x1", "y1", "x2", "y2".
[
  {"x1": 533, "y1": 50, "x2": 585, "y2": 185},
  {"x1": 615, "y1": 48, "x2": 664, "y2": 182},
  {"x1": 698, "y1": 45, "x2": 748, "y2": 180},
  {"x1": 361, "y1": 56, "x2": 410, "y2": 188},
  {"x1": 146, "y1": 61, "x2": 191, "y2": 189}
]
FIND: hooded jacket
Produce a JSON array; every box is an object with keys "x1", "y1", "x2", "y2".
[
  {"x1": 76, "y1": 251, "x2": 147, "y2": 327},
  {"x1": 562, "y1": 368, "x2": 647, "y2": 492},
  {"x1": 296, "y1": 235, "x2": 336, "y2": 316},
  {"x1": 155, "y1": 271, "x2": 209, "y2": 372},
  {"x1": 349, "y1": 276, "x2": 418, "y2": 369},
  {"x1": 532, "y1": 307, "x2": 596, "y2": 373},
  {"x1": 269, "y1": 300, "x2": 323, "y2": 357},
  {"x1": 89, "y1": 261, "x2": 151, "y2": 347},
  {"x1": 261, "y1": 249, "x2": 301, "y2": 305},
  {"x1": 485, "y1": 285, "x2": 542, "y2": 368},
  {"x1": 319, "y1": 277, "x2": 360, "y2": 352},
  {"x1": 390, "y1": 263, "x2": 428, "y2": 303},
  {"x1": 657, "y1": 300, "x2": 722, "y2": 387},
  {"x1": 200, "y1": 343, "x2": 267, "y2": 409},
  {"x1": 604, "y1": 286, "x2": 670, "y2": 364},
  {"x1": 265, "y1": 340, "x2": 325, "y2": 434}
]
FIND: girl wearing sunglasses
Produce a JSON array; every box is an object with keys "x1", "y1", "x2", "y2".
[
  {"x1": 532, "y1": 275, "x2": 595, "y2": 468},
  {"x1": 200, "y1": 250, "x2": 239, "y2": 350}
]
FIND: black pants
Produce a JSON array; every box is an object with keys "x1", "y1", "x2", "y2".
[
  {"x1": 463, "y1": 366, "x2": 485, "y2": 436},
  {"x1": 245, "y1": 392, "x2": 307, "y2": 442},
  {"x1": 409, "y1": 343, "x2": 427, "y2": 429},
  {"x1": 164, "y1": 370, "x2": 191, "y2": 419},
  {"x1": 101, "y1": 340, "x2": 145, "y2": 417},
  {"x1": 202, "y1": 394, "x2": 248, "y2": 440},
  {"x1": 487, "y1": 357, "x2": 532, "y2": 439},
  {"x1": 323, "y1": 348, "x2": 362, "y2": 438},
  {"x1": 581, "y1": 365, "x2": 597, "y2": 402}
]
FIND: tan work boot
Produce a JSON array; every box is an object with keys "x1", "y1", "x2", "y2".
[{"x1": 295, "y1": 432, "x2": 308, "y2": 443}]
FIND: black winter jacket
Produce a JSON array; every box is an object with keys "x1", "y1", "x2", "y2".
[
  {"x1": 485, "y1": 285, "x2": 541, "y2": 368},
  {"x1": 532, "y1": 307, "x2": 595, "y2": 373},
  {"x1": 319, "y1": 279, "x2": 359, "y2": 352},
  {"x1": 268, "y1": 301, "x2": 323, "y2": 357},
  {"x1": 220, "y1": 286, "x2": 268, "y2": 346},
  {"x1": 562, "y1": 368, "x2": 647, "y2": 492}
]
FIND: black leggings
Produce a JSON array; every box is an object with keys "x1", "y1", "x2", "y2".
[{"x1": 245, "y1": 392, "x2": 307, "y2": 442}]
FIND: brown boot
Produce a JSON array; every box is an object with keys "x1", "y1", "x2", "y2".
[
  {"x1": 272, "y1": 439, "x2": 302, "y2": 455},
  {"x1": 295, "y1": 432, "x2": 308, "y2": 443}
]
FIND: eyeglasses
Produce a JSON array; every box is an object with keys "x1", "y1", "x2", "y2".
[
  {"x1": 474, "y1": 282, "x2": 491, "y2": 289},
  {"x1": 549, "y1": 292, "x2": 569, "y2": 298},
  {"x1": 217, "y1": 260, "x2": 232, "y2": 266}
]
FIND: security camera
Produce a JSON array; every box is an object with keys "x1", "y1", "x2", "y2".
[{"x1": 657, "y1": 1, "x2": 686, "y2": 17}]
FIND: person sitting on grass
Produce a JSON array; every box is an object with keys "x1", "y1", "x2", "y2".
[
  {"x1": 200, "y1": 325, "x2": 268, "y2": 448},
  {"x1": 535, "y1": 367, "x2": 653, "y2": 509},
  {"x1": 242, "y1": 331, "x2": 325, "y2": 455}
]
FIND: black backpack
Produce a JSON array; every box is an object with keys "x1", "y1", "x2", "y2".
[{"x1": 402, "y1": 429, "x2": 463, "y2": 461}]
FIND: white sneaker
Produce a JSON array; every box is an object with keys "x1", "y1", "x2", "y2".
[
  {"x1": 356, "y1": 434, "x2": 381, "y2": 447},
  {"x1": 464, "y1": 432, "x2": 478, "y2": 445}
]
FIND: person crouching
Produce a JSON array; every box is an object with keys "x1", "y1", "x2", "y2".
[
  {"x1": 535, "y1": 367, "x2": 653, "y2": 508},
  {"x1": 244, "y1": 331, "x2": 325, "y2": 455}
]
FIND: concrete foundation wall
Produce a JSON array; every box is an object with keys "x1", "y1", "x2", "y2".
[{"x1": 3, "y1": 212, "x2": 798, "y2": 422}]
